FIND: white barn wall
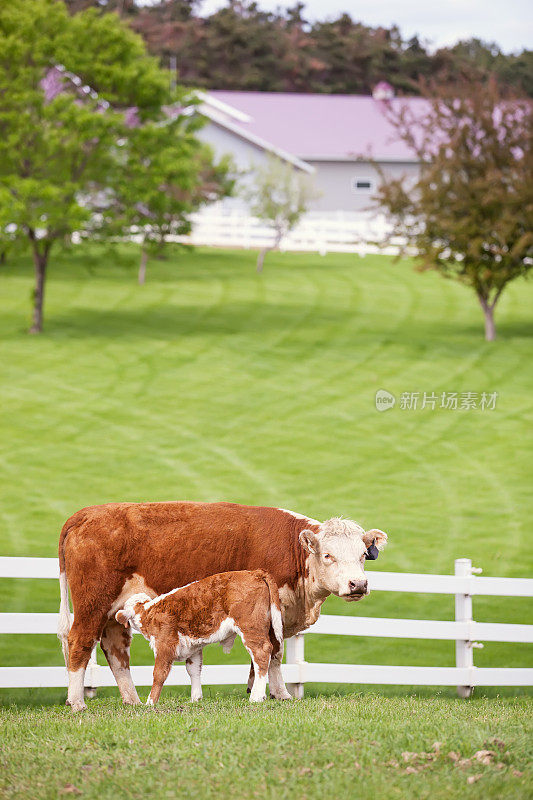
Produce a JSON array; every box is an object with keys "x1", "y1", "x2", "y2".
[
  {"x1": 198, "y1": 119, "x2": 419, "y2": 215},
  {"x1": 197, "y1": 120, "x2": 275, "y2": 208},
  {"x1": 308, "y1": 160, "x2": 420, "y2": 212},
  {"x1": 198, "y1": 120, "x2": 267, "y2": 173}
]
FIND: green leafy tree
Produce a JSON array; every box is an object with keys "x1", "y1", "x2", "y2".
[
  {"x1": 0, "y1": 0, "x2": 173, "y2": 332},
  {"x1": 246, "y1": 156, "x2": 319, "y2": 272},
  {"x1": 495, "y1": 50, "x2": 533, "y2": 98},
  {"x1": 374, "y1": 79, "x2": 533, "y2": 340},
  {"x1": 95, "y1": 119, "x2": 234, "y2": 283}
]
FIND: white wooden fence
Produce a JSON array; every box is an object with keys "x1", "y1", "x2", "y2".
[
  {"x1": 0, "y1": 557, "x2": 531, "y2": 699},
  {"x1": 169, "y1": 207, "x2": 406, "y2": 256}
]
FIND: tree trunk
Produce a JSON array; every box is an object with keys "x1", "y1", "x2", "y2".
[
  {"x1": 138, "y1": 248, "x2": 148, "y2": 285},
  {"x1": 29, "y1": 247, "x2": 49, "y2": 334},
  {"x1": 256, "y1": 229, "x2": 283, "y2": 273},
  {"x1": 483, "y1": 304, "x2": 496, "y2": 342},
  {"x1": 478, "y1": 294, "x2": 497, "y2": 342},
  {"x1": 256, "y1": 246, "x2": 271, "y2": 273}
]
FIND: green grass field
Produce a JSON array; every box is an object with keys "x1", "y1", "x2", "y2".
[
  {"x1": 1, "y1": 694, "x2": 532, "y2": 800},
  {"x1": 0, "y1": 245, "x2": 531, "y2": 798}
]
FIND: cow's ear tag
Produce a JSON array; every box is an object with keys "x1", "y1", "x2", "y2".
[{"x1": 365, "y1": 541, "x2": 379, "y2": 560}]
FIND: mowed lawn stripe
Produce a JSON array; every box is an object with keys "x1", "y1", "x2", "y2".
[{"x1": 0, "y1": 245, "x2": 531, "y2": 676}]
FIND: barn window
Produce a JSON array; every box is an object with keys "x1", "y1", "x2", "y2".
[{"x1": 352, "y1": 178, "x2": 374, "y2": 191}]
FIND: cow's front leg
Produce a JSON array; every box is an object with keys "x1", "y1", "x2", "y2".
[
  {"x1": 100, "y1": 617, "x2": 140, "y2": 706},
  {"x1": 268, "y1": 641, "x2": 292, "y2": 700},
  {"x1": 185, "y1": 651, "x2": 203, "y2": 702},
  {"x1": 147, "y1": 653, "x2": 173, "y2": 706}
]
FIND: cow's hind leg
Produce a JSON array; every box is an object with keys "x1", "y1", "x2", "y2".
[
  {"x1": 185, "y1": 651, "x2": 203, "y2": 702},
  {"x1": 100, "y1": 617, "x2": 140, "y2": 706},
  {"x1": 67, "y1": 618, "x2": 103, "y2": 712},
  {"x1": 246, "y1": 660, "x2": 254, "y2": 694}
]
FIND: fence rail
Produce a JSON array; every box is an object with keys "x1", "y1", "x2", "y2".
[
  {"x1": 1, "y1": 612, "x2": 531, "y2": 644},
  {"x1": 170, "y1": 207, "x2": 404, "y2": 256},
  {"x1": 0, "y1": 557, "x2": 531, "y2": 698}
]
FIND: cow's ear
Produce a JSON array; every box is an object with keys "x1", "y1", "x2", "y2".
[
  {"x1": 115, "y1": 609, "x2": 131, "y2": 628},
  {"x1": 363, "y1": 529, "x2": 387, "y2": 560},
  {"x1": 299, "y1": 528, "x2": 319, "y2": 555}
]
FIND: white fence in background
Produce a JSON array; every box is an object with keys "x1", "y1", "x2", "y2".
[
  {"x1": 0, "y1": 557, "x2": 531, "y2": 699},
  {"x1": 170, "y1": 208, "x2": 405, "y2": 255}
]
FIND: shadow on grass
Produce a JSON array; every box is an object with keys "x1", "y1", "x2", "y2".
[
  {"x1": 2, "y1": 245, "x2": 297, "y2": 285},
  {"x1": 39, "y1": 303, "x2": 338, "y2": 340},
  {"x1": 32, "y1": 306, "x2": 532, "y2": 346}
]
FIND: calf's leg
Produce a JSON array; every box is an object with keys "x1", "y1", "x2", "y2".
[
  {"x1": 185, "y1": 651, "x2": 203, "y2": 702},
  {"x1": 147, "y1": 653, "x2": 173, "y2": 706},
  {"x1": 100, "y1": 617, "x2": 140, "y2": 706},
  {"x1": 242, "y1": 640, "x2": 272, "y2": 703}
]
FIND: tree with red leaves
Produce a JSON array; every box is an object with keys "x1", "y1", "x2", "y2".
[{"x1": 374, "y1": 79, "x2": 532, "y2": 341}]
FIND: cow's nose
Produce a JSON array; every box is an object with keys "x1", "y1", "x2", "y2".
[{"x1": 348, "y1": 580, "x2": 368, "y2": 594}]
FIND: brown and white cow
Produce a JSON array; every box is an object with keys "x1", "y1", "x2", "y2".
[
  {"x1": 57, "y1": 501, "x2": 387, "y2": 711},
  {"x1": 114, "y1": 570, "x2": 285, "y2": 704}
]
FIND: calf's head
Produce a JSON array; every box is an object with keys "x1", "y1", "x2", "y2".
[
  {"x1": 115, "y1": 592, "x2": 151, "y2": 631},
  {"x1": 299, "y1": 518, "x2": 387, "y2": 601}
]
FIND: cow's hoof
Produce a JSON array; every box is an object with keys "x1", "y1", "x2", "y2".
[
  {"x1": 249, "y1": 695, "x2": 266, "y2": 703},
  {"x1": 272, "y1": 691, "x2": 293, "y2": 701},
  {"x1": 70, "y1": 701, "x2": 87, "y2": 713},
  {"x1": 84, "y1": 687, "x2": 97, "y2": 699},
  {"x1": 122, "y1": 697, "x2": 141, "y2": 706}
]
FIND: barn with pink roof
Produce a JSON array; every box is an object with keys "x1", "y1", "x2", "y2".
[{"x1": 196, "y1": 86, "x2": 423, "y2": 213}]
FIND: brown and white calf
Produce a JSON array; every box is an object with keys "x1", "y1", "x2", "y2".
[
  {"x1": 114, "y1": 570, "x2": 285, "y2": 704},
  {"x1": 57, "y1": 501, "x2": 387, "y2": 711}
]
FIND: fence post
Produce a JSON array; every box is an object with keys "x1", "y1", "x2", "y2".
[
  {"x1": 455, "y1": 558, "x2": 474, "y2": 698},
  {"x1": 285, "y1": 634, "x2": 305, "y2": 699},
  {"x1": 84, "y1": 645, "x2": 98, "y2": 699}
]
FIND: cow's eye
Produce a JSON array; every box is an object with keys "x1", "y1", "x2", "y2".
[{"x1": 323, "y1": 553, "x2": 333, "y2": 561}]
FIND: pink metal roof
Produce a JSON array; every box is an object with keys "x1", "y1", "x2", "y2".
[{"x1": 209, "y1": 90, "x2": 426, "y2": 162}]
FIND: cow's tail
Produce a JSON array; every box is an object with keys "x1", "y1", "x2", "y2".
[
  {"x1": 257, "y1": 570, "x2": 284, "y2": 653},
  {"x1": 57, "y1": 522, "x2": 73, "y2": 668}
]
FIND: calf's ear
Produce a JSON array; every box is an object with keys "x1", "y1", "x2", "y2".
[
  {"x1": 115, "y1": 609, "x2": 131, "y2": 628},
  {"x1": 363, "y1": 529, "x2": 388, "y2": 560},
  {"x1": 299, "y1": 528, "x2": 319, "y2": 555}
]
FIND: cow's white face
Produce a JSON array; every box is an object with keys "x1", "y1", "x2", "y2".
[{"x1": 300, "y1": 518, "x2": 387, "y2": 601}]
